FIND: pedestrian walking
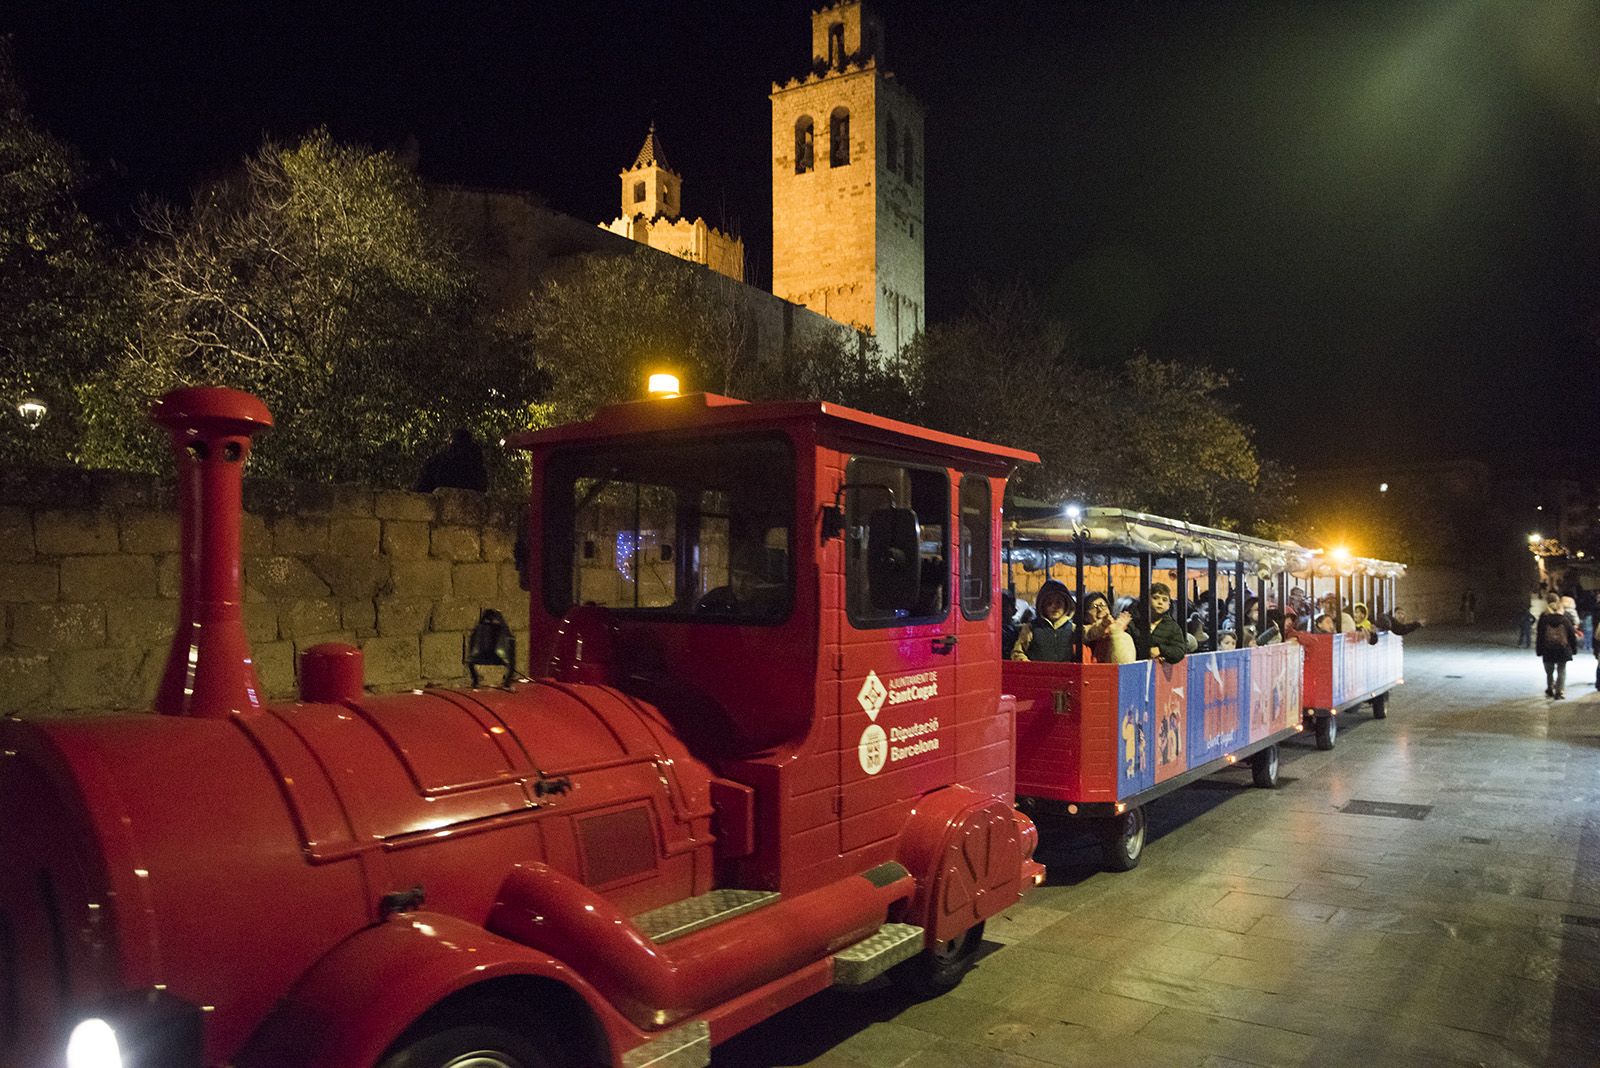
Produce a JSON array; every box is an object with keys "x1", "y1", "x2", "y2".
[
  {"x1": 1519, "y1": 587, "x2": 1542, "y2": 648},
  {"x1": 1535, "y1": 593, "x2": 1577, "y2": 699}
]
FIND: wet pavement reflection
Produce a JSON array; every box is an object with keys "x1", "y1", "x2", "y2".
[{"x1": 717, "y1": 629, "x2": 1600, "y2": 1067}]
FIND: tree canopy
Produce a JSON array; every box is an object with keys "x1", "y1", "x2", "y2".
[
  {"x1": 901, "y1": 284, "x2": 1292, "y2": 534},
  {"x1": 80, "y1": 129, "x2": 545, "y2": 488},
  {"x1": 0, "y1": 37, "x2": 127, "y2": 466}
]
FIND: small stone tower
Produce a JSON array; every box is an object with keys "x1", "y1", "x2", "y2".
[
  {"x1": 619, "y1": 123, "x2": 679, "y2": 221},
  {"x1": 602, "y1": 125, "x2": 745, "y2": 282},
  {"x1": 770, "y1": 1, "x2": 924, "y2": 352}
]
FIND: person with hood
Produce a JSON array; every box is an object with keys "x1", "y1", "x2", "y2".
[
  {"x1": 1012, "y1": 580, "x2": 1077, "y2": 662},
  {"x1": 1535, "y1": 592, "x2": 1577, "y2": 699},
  {"x1": 1127, "y1": 582, "x2": 1186, "y2": 664}
]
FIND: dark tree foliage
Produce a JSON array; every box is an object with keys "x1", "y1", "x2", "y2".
[
  {"x1": 81, "y1": 130, "x2": 545, "y2": 489},
  {"x1": 509, "y1": 246, "x2": 910, "y2": 422},
  {"x1": 0, "y1": 37, "x2": 129, "y2": 466},
  {"x1": 902, "y1": 284, "x2": 1291, "y2": 534}
]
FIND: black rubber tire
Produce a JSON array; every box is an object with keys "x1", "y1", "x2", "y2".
[
  {"x1": 1315, "y1": 713, "x2": 1337, "y2": 751},
  {"x1": 892, "y1": 921, "x2": 986, "y2": 996},
  {"x1": 378, "y1": 1024, "x2": 555, "y2": 1068},
  {"x1": 1251, "y1": 744, "x2": 1280, "y2": 788},
  {"x1": 1100, "y1": 806, "x2": 1147, "y2": 871},
  {"x1": 379, "y1": 998, "x2": 569, "y2": 1068},
  {"x1": 1371, "y1": 693, "x2": 1388, "y2": 720}
]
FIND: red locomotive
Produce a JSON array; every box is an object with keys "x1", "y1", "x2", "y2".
[{"x1": 0, "y1": 385, "x2": 1043, "y2": 1068}]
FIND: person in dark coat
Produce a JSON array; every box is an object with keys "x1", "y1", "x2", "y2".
[
  {"x1": 1000, "y1": 590, "x2": 1023, "y2": 659},
  {"x1": 1535, "y1": 592, "x2": 1577, "y2": 699},
  {"x1": 416, "y1": 427, "x2": 488, "y2": 493},
  {"x1": 1379, "y1": 607, "x2": 1424, "y2": 636},
  {"x1": 1127, "y1": 582, "x2": 1186, "y2": 664},
  {"x1": 1012, "y1": 580, "x2": 1076, "y2": 662}
]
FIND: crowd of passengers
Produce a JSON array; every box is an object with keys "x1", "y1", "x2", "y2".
[{"x1": 1003, "y1": 580, "x2": 1423, "y2": 664}]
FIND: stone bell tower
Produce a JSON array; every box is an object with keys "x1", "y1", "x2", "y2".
[{"x1": 770, "y1": 1, "x2": 924, "y2": 353}]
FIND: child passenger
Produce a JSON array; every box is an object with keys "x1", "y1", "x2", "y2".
[
  {"x1": 1012, "y1": 580, "x2": 1076, "y2": 662},
  {"x1": 1127, "y1": 582, "x2": 1187, "y2": 664},
  {"x1": 1082, "y1": 592, "x2": 1136, "y2": 664}
]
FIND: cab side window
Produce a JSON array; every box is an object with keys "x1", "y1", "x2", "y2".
[
  {"x1": 844, "y1": 457, "x2": 948, "y2": 627},
  {"x1": 959, "y1": 475, "x2": 991, "y2": 619}
]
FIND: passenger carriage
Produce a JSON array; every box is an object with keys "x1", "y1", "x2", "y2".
[
  {"x1": 1292, "y1": 549, "x2": 1407, "y2": 750},
  {"x1": 999, "y1": 507, "x2": 1399, "y2": 871}
]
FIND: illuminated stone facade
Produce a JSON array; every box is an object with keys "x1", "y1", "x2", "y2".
[
  {"x1": 601, "y1": 124, "x2": 745, "y2": 282},
  {"x1": 771, "y1": 1, "x2": 924, "y2": 352}
]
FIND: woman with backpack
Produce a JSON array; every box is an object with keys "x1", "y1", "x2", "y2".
[{"x1": 1535, "y1": 592, "x2": 1578, "y2": 699}]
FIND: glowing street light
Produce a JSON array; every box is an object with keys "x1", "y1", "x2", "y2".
[
  {"x1": 1529, "y1": 532, "x2": 1543, "y2": 545},
  {"x1": 1378, "y1": 482, "x2": 1388, "y2": 493},
  {"x1": 16, "y1": 395, "x2": 46, "y2": 430}
]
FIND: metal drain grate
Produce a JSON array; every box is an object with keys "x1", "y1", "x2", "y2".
[{"x1": 1339, "y1": 799, "x2": 1433, "y2": 820}]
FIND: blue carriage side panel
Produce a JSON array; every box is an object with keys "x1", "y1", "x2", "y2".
[
  {"x1": 1115, "y1": 661, "x2": 1157, "y2": 800},
  {"x1": 1186, "y1": 650, "x2": 1248, "y2": 769}
]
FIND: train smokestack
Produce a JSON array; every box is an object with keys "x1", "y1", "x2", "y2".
[{"x1": 151, "y1": 387, "x2": 274, "y2": 718}]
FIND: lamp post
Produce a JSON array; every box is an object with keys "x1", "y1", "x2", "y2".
[{"x1": 16, "y1": 395, "x2": 47, "y2": 430}]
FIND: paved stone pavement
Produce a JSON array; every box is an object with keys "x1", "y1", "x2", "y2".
[{"x1": 717, "y1": 629, "x2": 1600, "y2": 1067}]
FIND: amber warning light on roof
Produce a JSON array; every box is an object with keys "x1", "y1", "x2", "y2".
[{"x1": 647, "y1": 372, "x2": 680, "y2": 397}]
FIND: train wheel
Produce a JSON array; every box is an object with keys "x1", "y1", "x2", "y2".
[
  {"x1": 379, "y1": 1001, "x2": 566, "y2": 1068},
  {"x1": 1251, "y1": 744, "x2": 1280, "y2": 788},
  {"x1": 893, "y1": 921, "x2": 986, "y2": 996},
  {"x1": 1371, "y1": 693, "x2": 1388, "y2": 720},
  {"x1": 1315, "y1": 714, "x2": 1337, "y2": 751},
  {"x1": 1100, "y1": 806, "x2": 1147, "y2": 871},
  {"x1": 379, "y1": 1027, "x2": 554, "y2": 1068}
]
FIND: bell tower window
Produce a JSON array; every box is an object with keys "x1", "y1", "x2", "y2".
[
  {"x1": 633, "y1": 180, "x2": 646, "y2": 204},
  {"x1": 830, "y1": 107, "x2": 850, "y2": 167},
  {"x1": 795, "y1": 115, "x2": 814, "y2": 174},
  {"x1": 828, "y1": 23, "x2": 845, "y2": 68}
]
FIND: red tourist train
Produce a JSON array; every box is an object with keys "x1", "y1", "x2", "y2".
[
  {"x1": 0, "y1": 387, "x2": 1044, "y2": 1068},
  {"x1": 1002, "y1": 508, "x2": 1406, "y2": 868}
]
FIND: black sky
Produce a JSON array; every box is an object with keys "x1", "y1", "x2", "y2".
[{"x1": 5, "y1": 0, "x2": 1599, "y2": 472}]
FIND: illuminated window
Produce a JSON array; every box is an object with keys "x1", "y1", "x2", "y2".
[
  {"x1": 633, "y1": 180, "x2": 645, "y2": 203},
  {"x1": 795, "y1": 115, "x2": 814, "y2": 173},
  {"x1": 886, "y1": 115, "x2": 899, "y2": 173},
  {"x1": 830, "y1": 107, "x2": 850, "y2": 167}
]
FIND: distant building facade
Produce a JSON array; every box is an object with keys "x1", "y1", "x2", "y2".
[
  {"x1": 599, "y1": 124, "x2": 745, "y2": 283},
  {"x1": 770, "y1": 0, "x2": 924, "y2": 353}
]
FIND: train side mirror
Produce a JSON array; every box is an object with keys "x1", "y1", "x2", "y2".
[{"x1": 867, "y1": 506, "x2": 922, "y2": 610}]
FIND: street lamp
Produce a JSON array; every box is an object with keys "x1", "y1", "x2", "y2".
[
  {"x1": 16, "y1": 395, "x2": 46, "y2": 430},
  {"x1": 1378, "y1": 482, "x2": 1388, "y2": 493}
]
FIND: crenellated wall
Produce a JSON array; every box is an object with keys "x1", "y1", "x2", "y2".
[{"x1": 0, "y1": 466, "x2": 530, "y2": 715}]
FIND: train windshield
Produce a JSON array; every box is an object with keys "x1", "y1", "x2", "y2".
[{"x1": 543, "y1": 434, "x2": 794, "y2": 623}]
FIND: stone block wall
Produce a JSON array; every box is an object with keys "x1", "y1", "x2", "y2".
[{"x1": 0, "y1": 466, "x2": 530, "y2": 715}]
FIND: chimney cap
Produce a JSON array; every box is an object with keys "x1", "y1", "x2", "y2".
[{"x1": 152, "y1": 386, "x2": 274, "y2": 437}]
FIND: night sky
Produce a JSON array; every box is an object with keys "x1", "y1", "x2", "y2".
[{"x1": 6, "y1": 0, "x2": 1599, "y2": 473}]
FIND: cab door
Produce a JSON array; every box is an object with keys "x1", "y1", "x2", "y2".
[
  {"x1": 952, "y1": 472, "x2": 1010, "y2": 801},
  {"x1": 837, "y1": 455, "x2": 957, "y2": 855}
]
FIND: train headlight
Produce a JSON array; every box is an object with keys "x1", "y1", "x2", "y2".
[
  {"x1": 66, "y1": 1018, "x2": 122, "y2": 1068},
  {"x1": 65, "y1": 991, "x2": 203, "y2": 1067}
]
